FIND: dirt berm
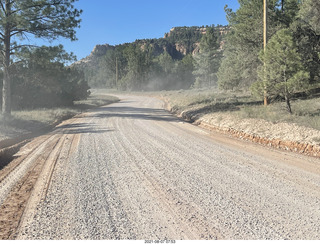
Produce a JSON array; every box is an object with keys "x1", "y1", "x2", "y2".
[
  {"x1": 0, "y1": 114, "x2": 74, "y2": 169},
  {"x1": 162, "y1": 99, "x2": 320, "y2": 158}
]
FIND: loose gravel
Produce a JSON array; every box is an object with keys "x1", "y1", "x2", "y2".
[{"x1": 10, "y1": 95, "x2": 320, "y2": 240}]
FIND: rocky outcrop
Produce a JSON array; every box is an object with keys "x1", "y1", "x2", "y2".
[
  {"x1": 72, "y1": 43, "x2": 114, "y2": 68},
  {"x1": 164, "y1": 26, "x2": 230, "y2": 56},
  {"x1": 175, "y1": 43, "x2": 187, "y2": 56},
  {"x1": 72, "y1": 25, "x2": 229, "y2": 76},
  {"x1": 192, "y1": 43, "x2": 201, "y2": 56},
  {"x1": 92, "y1": 44, "x2": 114, "y2": 56}
]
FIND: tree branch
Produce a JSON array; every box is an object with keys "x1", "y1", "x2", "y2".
[
  {"x1": 0, "y1": 1, "x2": 5, "y2": 13},
  {"x1": 10, "y1": 44, "x2": 37, "y2": 52},
  {"x1": 10, "y1": 0, "x2": 65, "y2": 15},
  {"x1": 9, "y1": 30, "x2": 26, "y2": 37}
]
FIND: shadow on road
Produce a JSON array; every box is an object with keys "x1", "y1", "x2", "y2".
[
  {"x1": 55, "y1": 123, "x2": 113, "y2": 135},
  {"x1": 54, "y1": 100, "x2": 182, "y2": 135},
  {"x1": 90, "y1": 105, "x2": 181, "y2": 123}
]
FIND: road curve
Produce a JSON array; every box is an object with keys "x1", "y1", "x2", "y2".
[{"x1": 3, "y1": 94, "x2": 320, "y2": 240}]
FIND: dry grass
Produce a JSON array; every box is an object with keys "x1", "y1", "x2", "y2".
[
  {"x1": 74, "y1": 90, "x2": 120, "y2": 109},
  {"x1": 0, "y1": 91, "x2": 119, "y2": 140},
  {"x1": 235, "y1": 97, "x2": 320, "y2": 130},
  {"x1": 13, "y1": 108, "x2": 77, "y2": 125},
  {"x1": 158, "y1": 88, "x2": 320, "y2": 131}
]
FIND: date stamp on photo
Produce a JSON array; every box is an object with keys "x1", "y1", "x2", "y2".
[{"x1": 145, "y1": 240, "x2": 176, "y2": 244}]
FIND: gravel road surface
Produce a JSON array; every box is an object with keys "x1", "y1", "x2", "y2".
[{"x1": 2, "y1": 94, "x2": 320, "y2": 240}]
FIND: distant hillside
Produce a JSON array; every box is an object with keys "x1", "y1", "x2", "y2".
[
  {"x1": 164, "y1": 25, "x2": 229, "y2": 54},
  {"x1": 74, "y1": 25, "x2": 228, "y2": 65},
  {"x1": 72, "y1": 44, "x2": 115, "y2": 70},
  {"x1": 72, "y1": 25, "x2": 229, "y2": 89}
]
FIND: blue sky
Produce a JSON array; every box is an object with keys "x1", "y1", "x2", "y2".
[{"x1": 39, "y1": 0, "x2": 240, "y2": 61}]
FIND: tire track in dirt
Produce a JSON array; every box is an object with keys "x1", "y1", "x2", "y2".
[
  {"x1": 0, "y1": 116, "x2": 83, "y2": 240},
  {"x1": 0, "y1": 135, "x2": 60, "y2": 205},
  {"x1": 0, "y1": 134, "x2": 61, "y2": 239},
  {"x1": 16, "y1": 134, "x2": 73, "y2": 239}
]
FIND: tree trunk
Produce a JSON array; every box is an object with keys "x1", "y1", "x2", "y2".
[
  {"x1": 285, "y1": 95, "x2": 292, "y2": 114},
  {"x1": 2, "y1": 0, "x2": 12, "y2": 116},
  {"x1": 2, "y1": 35, "x2": 12, "y2": 116},
  {"x1": 115, "y1": 57, "x2": 118, "y2": 87},
  {"x1": 2, "y1": 68, "x2": 11, "y2": 116},
  {"x1": 263, "y1": 0, "x2": 268, "y2": 106}
]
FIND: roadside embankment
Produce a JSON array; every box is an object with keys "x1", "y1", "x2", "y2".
[
  {"x1": 0, "y1": 114, "x2": 73, "y2": 169},
  {"x1": 159, "y1": 91, "x2": 320, "y2": 158}
]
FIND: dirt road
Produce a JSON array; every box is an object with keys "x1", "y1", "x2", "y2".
[{"x1": 1, "y1": 94, "x2": 320, "y2": 240}]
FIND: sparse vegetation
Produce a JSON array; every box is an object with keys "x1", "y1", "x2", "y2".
[
  {"x1": 0, "y1": 92, "x2": 119, "y2": 140},
  {"x1": 159, "y1": 89, "x2": 320, "y2": 131}
]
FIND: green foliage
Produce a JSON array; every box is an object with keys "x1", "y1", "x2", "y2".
[
  {"x1": 291, "y1": 21, "x2": 320, "y2": 85},
  {"x1": 134, "y1": 38, "x2": 183, "y2": 60},
  {"x1": 121, "y1": 44, "x2": 152, "y2": 91},
  {"x1": 158, "y1": 52, "x2": 174, "y2": 74},
  {"x1": 174, "y1": 54, "x2": 195, "y2": 89},
  {"x1": 165, "y1": 26, "x2": 204, "y2": 54},
  {"x1": 218, "y1": 0, "x2": 320, "y2": 114},
  {"x1": 199, "y1": 27, "x2": 219, "y2": 51},
  {"x1": 254, "y1": 28, "x2": 310, "y2": 113},
  {"x1": 76, "y1": 25, "x2": 230, "y2": 91},
  {"x1": 18, "y1": 45, "x2": 77, "y2": 65},
  {"x1": 298, "y1": 0, "x2": 320, "y2": 35},
  {"x1": 218, "y1": 49, "x2": 242, "y2": 90},
  {"x1": 0, "y1": 0, "x2": 82, "y2": 42},
  {"x1": 0, "y1": 0, "x2": 82, "y2": 114},
  {"x1": 218, "y1": 0, "x2": 266, "y2": 90},
  {"x1": 218, "y1": 0, "x2": 301, "y2": 91},
  {"x1": 9, "y1": 46, "x2": 89, "y2": 109},
  {"x1": 103, "y1": 46, "x2": 127, "y2": 88},
  {"x1": 276, "y1": 0, "x2": 301, "y2": 27},
  {"x1": 193, "y1": 27, "x2": 221, "y2": 88},
  {"x1": 147, "y1": 52, "x2": 195, "y2": 91},
  {"x1": 290, "y1": 0, "x2": 320, "y2": 85}
]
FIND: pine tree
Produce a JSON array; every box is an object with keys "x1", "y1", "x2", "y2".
[
  {"x1": 11, "y1": 45, "x2": 89, "y2": 108},
  {"x1": 254, "y1": 28, "x2": 310, "y2": 113},
  {"x1": 122, "y1": 45, "x2": 151, "y2": 91},
  {"x1": 217, "y1": 49, "x2": 243, "y2": 90},
  {"x1": 299, "y1": 0, "x2": 320, "y2": 35},
  {"x1": 192, "y1": 27, "x2": 221, "y2": 88},
  {"x1": 218, "y1": 0, "x2": 300, "y2": 91},
  {"x1": 218, "y1": 0, "x2": 271, "y2": 90},
  {"x1": 291, "y1": 0, "x2": 320, "y2": 85},
  {"x1": 0, "y1": 0, "x2": 82, "y2": 115}
]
